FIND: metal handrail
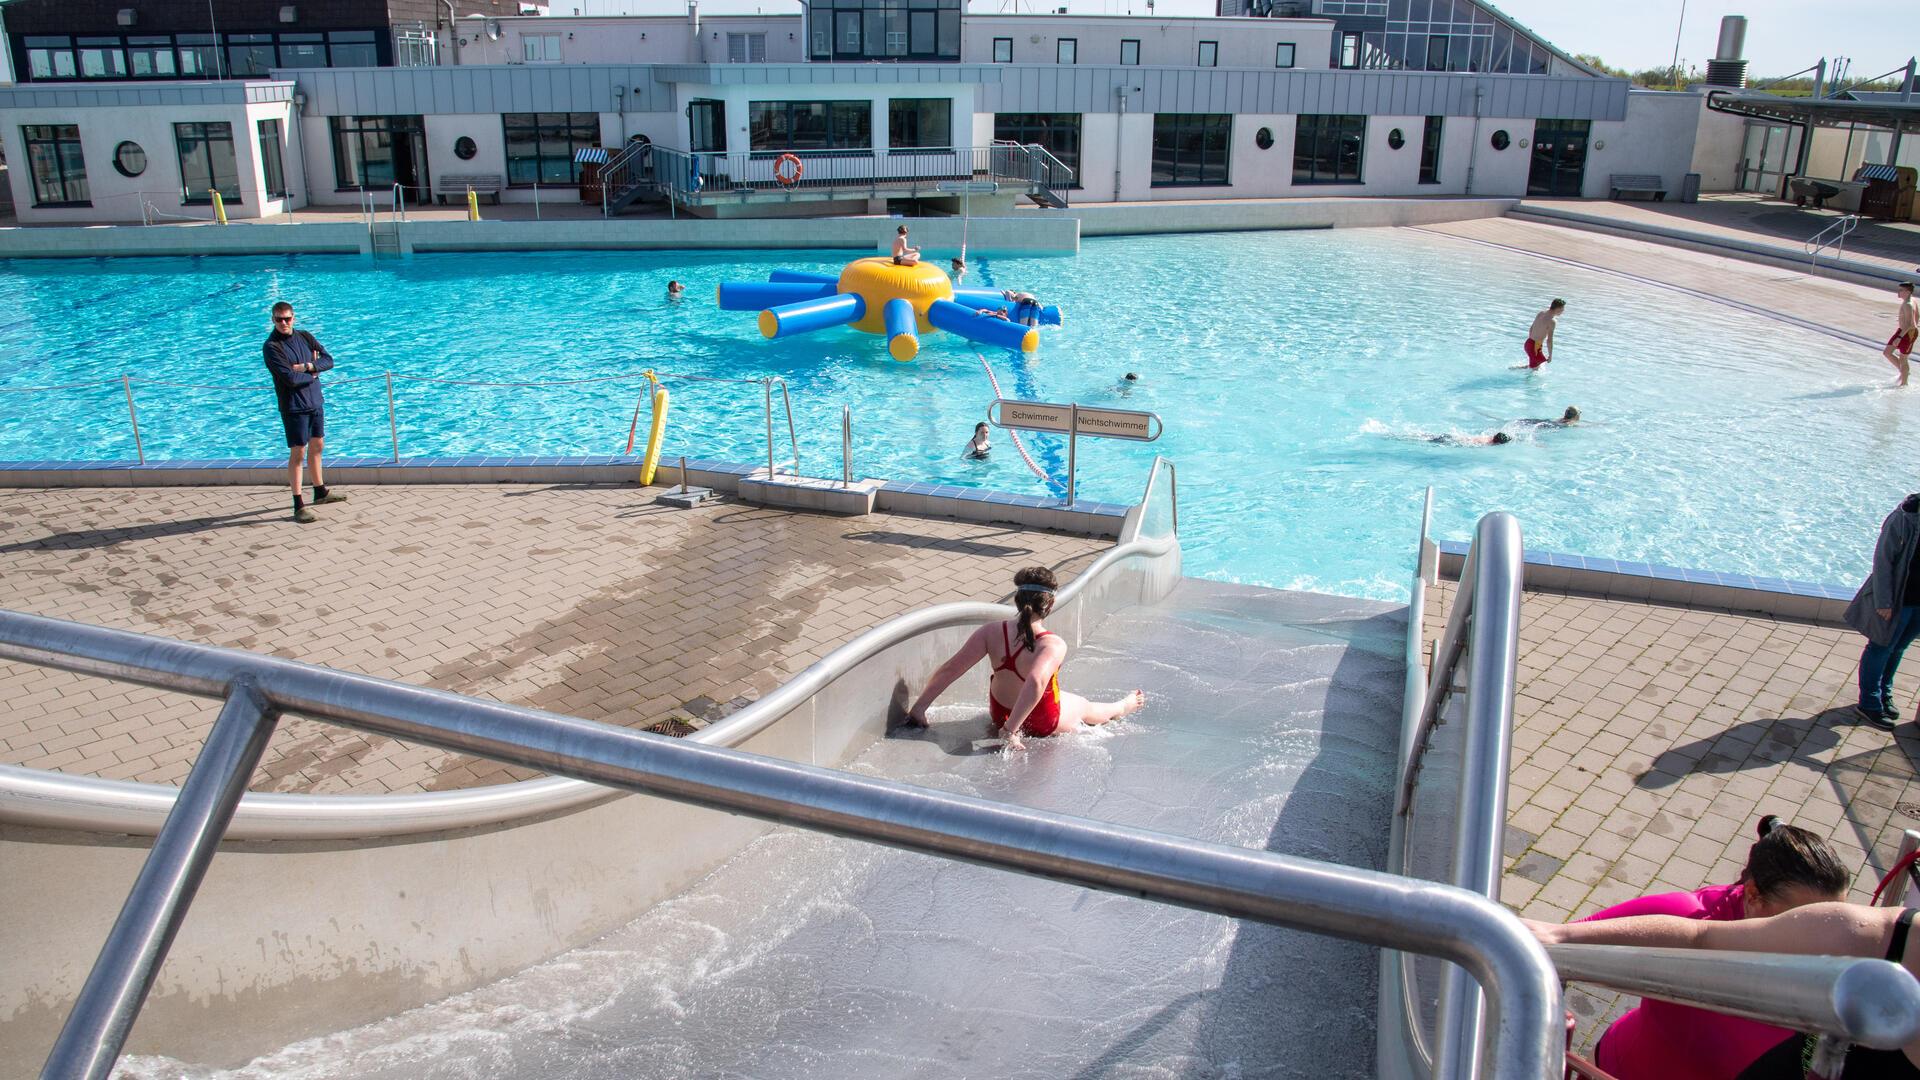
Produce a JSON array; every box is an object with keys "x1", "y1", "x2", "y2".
[
  {"x1": 650, "y1": 144, "x2": 1068, "y2": 206},
  {"x1": 760, "y1": 376, "x2": 799, "y2": 479},
  {"x1": 1548, "y1": 944, "x2": 1920, "y2": 1051},
  {"x1": 1806, "y1": 214, "x2": 1861, "y2": 272},
  {"x1": 0, "y1": 457, "x2": 1180, "y2": 841},
  {"x1": 390, "y1": 183, "x2": 407, "y2": 225},
  {"x1": 1388, "y1": 511, "x2": 1525, "y2": 1080}
]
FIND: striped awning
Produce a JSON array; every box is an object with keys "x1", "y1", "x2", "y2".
[
  {"x1": 1858, "y1": 163, "x2": 1904, "y2": 181},
  {"x1": 574, "y1": 147, "x2": 610, "y2": 165}
]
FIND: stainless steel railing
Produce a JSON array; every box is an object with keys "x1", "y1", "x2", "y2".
[
  {"x1": 1806, "y1": 213, "x2": 1861, "y2": 274},
  {"x1": 648, "y1": 144, "x2": 1073, "y2": 206}
]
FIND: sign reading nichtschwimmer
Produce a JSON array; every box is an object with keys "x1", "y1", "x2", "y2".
[{"x1": 988, "y1": 399, "x2": 1163, "y2": 442}]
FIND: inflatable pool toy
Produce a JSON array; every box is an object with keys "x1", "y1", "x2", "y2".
[
  {"x1": 715, "y1": 257, "x2": 1061, "y2": 361},
  {"x1": 625, "y1": 370, "x2": 671, "y2": 485}
]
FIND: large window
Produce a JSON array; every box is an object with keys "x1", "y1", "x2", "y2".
[
  {"x1": 277, "y1": 33, "x2": 327, "y2": 68},
  {"x1": 1419, "y1": 115, "x2": 1443, "y2": 184},
  {"x1": 523, "y1": 34, "x2": 562, "y2": 62},
  {"x1": 1056, "y1": 38, "x2": 1077, "y2": 64},
  {"x1": 78, "y1": 38, "x2": 127, "y2": 78},
  {"x1": 328, "y1": 31, "x2": 379, "y2": 67},
  {"x1": 1151, "y1": 114, "x2": 1230, "y2": 187},
  {"x1": 127, "y1": 37, "x2": 177, "y2": 77},
  {"x1": 176, "y1": 34, "x2": 220, "y2": 77},
  {"x1": 994, "y1": 113, "x2": 1081, "y2": 187},
  {"x1": 889, "y1": 99, "x2": 951, "y2": 149},
  {"x1": 258, "y1": 119, "x2": 289, "y2": 198},
  {"x1": 174, "y1": 121, "x2": 240, "y2": 204},
  {"x1": 1293, "y1": 114, "x2": 1366, "y2": 185},
  {"x1": 504, "y1": 113, "x2": 600, "y2": 185},
  {"x1": 1120, "y1": 39, "x2": 1139, "y2": 65},
  {"x1": 22, "y1": 125, "x2": 89, "y2": 206},
  {"x1": 993, "y1": 37, "x2": 1012, "y2": 62},
  {"x1": 747, "y1": 101, "x2": 871, "y2": 151},
  {"x1": 1197, "y1": 41, "x2": 1218, "y2": 67},
  {"x1": 727, "y1": 32, "x2": 767, "y2": 62},
  {"x1": 226, "y1": 34, "x2": 276, "y2": 77},
  {"x1": 1338, "y1": 32, "x2": 1361, "y2": 68},
  {"x1": 333, "y1": 115, "x2": 395, "y2": 188},
  {"x1": 25, "y1": 37, "x2": 77, "y2": 79},
  {"x1": 807, "y1": 0, "x2": 961, "y2": 62}
]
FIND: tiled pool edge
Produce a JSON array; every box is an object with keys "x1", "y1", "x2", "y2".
[
  {"x1": 0, "y1": 456, "x2": 1131, "y2": 539},
  {"x1": 1434, "y1": 540, "x2": 1853, "y2": 625}
]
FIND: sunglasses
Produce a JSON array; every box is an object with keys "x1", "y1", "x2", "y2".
[{"x1": 273, "y1": 315, "x2": 294, "y2": 323}]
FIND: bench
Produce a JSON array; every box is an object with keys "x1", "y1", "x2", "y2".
[
  {"x1": 1608, "y1": 173, "x2": 1666, "y2": 201},
  {"x1": 434, "y1": 174, "x2": 503, "y2": 205}
]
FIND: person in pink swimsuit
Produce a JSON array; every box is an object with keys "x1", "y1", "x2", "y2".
[
  {"x1": 906, "y1": 566, "x2": 1146, "y2": 750},
  {"x1": 1575, "y1": 815, "x2": 1849, "y2": 1080}
]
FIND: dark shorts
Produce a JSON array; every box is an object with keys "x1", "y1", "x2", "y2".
[{"x1": 280, "y1": 409, "x2": 324, "y2": 448}]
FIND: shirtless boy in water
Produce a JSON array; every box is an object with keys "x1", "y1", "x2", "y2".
[
  {"x1": 1524, "y1": 299, "x2": 1564, "y2": 370},
  {"x1": 1884, "y1": 282, "x2": 1918, "y2": 386}
]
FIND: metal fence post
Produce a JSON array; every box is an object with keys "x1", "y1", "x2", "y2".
[
  {"x1": 1065, "y1": 403, "x2": 1077, "y2": 507},
  {"x1": 764, "y1": 379, "x2": 776, "y2": 479},
  {"x1": 842, "y1": 405, "x2": 851, "y2": 488},
  {"x1": 385, "y1": 372, "x2": 400, "y2": 463},
  {"x1": 122, "y1": 375, "x2": 145, "y2": 465},
  {"x1": 39, "y1": 680, "x2": 279, "y2": 1080}
]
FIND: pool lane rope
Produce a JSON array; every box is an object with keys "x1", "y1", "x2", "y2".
[{"x1": 973, "y1": 346, "x2": 1056, "y2": 489}]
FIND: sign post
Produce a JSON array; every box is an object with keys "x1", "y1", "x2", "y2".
[{"x1": 988, "y1": 398, "x2": 1162, "y2": 507}]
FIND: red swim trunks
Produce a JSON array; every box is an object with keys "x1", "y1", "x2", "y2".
[
  {"x1": 1524, "y1": 339, "x2": 1549, "y2": 369},
  {"x1": 1890, "y1": 329, "x2": 1917, "y2": 357}
]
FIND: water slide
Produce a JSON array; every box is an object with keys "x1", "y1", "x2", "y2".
[
  {"x1": 7, "y1": 462, "x2": 1550, "y2": 1078},
  {"x1": 159, "y1": 581, "x2": 1407, "y2": 1078}
]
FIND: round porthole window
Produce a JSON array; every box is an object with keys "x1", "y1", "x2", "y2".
[
  {"x1": 1255, "y1": 127, "x2": 1274, "y2": 150},
  {"x1": 454, "y1": 136, "x2": 478, "y2": 161},
  {"x1": 1387, "y1": 128, "x2": 1405, "y2": 150},
  {"x1": 113, "y1": 141, "x2": 147, "y2": 178},
  {"x1": 1490, "y1": 129, "x2": 1511, "y2": 151}
]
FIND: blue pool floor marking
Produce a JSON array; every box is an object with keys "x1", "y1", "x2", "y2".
[{"x1": 1414, "y1": 226, "x2": 1880, "y2": 350}]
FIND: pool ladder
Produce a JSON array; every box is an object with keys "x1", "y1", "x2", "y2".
[
  {"x1": 367, "y1": 186, "x2": 408, "y2": 259},
  {"x1": 1805, "y1": 213, "x2": 1861, "y2": 274}
]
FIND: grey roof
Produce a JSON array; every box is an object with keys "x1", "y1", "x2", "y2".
[{"x1": 0, "y1": 80, "x2": 294, "y2": 109}]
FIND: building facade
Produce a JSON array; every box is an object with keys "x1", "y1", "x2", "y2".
[{"x1": 3, "y1": 0, "x2": 1730, "y2": 223}]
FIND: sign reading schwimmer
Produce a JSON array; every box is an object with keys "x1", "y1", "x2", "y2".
[{"x1": 988, "y1": 399, "x2": 1163, "y2": 442}]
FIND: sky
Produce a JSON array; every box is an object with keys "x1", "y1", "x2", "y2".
[{"x1": 571, "y1": 0, "x2": 1909, "y2": 81}]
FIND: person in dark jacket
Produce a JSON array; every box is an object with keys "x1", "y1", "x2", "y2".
[
  {"x1": 1843, "y1": 493, "x2": 1920, "y2": 729},
  {"x1": 263, "y1": 302, "x2": 347, "y2": 524}
]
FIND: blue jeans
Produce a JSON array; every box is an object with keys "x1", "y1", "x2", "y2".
[{"x1": 1860, "y1": 604, "x2": 1920, "y2": 713}]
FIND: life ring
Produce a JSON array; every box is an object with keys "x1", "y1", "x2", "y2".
[{"x1": 773, "y1": 153, "x2": 803, "y2": 188}]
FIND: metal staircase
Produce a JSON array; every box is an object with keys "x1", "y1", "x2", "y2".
[{"x1": 600, "y1": 139, "x2": 662, "y2": 216}]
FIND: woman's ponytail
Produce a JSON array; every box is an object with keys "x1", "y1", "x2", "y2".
[{"x1": 1010, "y1": 566, "x2": 1059, "y2": 653}]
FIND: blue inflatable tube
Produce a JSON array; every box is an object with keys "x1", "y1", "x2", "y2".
[
  {"x1": 759, "y1": 292, "x2": 865, "y2": 339},
  {"x1": 718, "y1": 281, "x2": 838, "y2": 311},
  {"x1": 947, "y1": 289, "x2": 1063, "y2": 327},
  {"x1": 883, "y1": 297, "x2": 919, "y2": 361},
  {"x1": 926, "y1": 299, "x2": 1038, "y2": 353},
  {"x1": 769, "y1": 270, "x2": 842, "y2": 285}
]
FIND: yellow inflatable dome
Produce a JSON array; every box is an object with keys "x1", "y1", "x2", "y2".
[{"x1": 837, "y1": 257, "x2": 954, "y2": 336}]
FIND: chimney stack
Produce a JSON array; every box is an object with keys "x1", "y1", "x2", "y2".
[{"x1": 1705, "y1": 15, "x2": 1749, "y2": 88}]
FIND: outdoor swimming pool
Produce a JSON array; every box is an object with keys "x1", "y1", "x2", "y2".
[{"x1": 0, "y1": 229, "x2": 1907, "y2": 598}]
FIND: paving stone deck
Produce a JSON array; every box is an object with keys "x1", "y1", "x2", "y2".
[
  {"x1": 0, "y1": 484, "x2": 1106, "y2": 795},
  {"x1": 1425, "y1": 581, "x2": 1920, "y2": 1054}
]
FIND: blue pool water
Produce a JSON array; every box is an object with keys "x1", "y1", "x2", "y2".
[{"x1": 0, "y1": 230, "x2": 1908, "y2": 598}]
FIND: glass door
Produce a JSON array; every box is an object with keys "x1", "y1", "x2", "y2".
[
  {"x1": 689, "y1": 99, "x2": 727, "y2": 153},
  {"x1": 1739, "y1": 122, "x2": 1792, "y2": 193},
  {"x1": 1527, "y1": 118, "x2": 1590, "y2": 197}
]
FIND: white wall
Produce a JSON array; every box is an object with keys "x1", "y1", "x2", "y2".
[
  {"x1": 1466, "y1": 118, "x2": 1533, "y2": 196},
  {"x1": 1581, "y1": 91, "x2": 1700, "y2": 199},
  {"x1": 965, "y1": 14, "x2": 1332, "y2": 69},
  {"x1": 0, "y1": 101, "x2": 282, "y2": 223},
  {"x1": 1690, "y1": 104, "x2": 1750, "y2": 192}
]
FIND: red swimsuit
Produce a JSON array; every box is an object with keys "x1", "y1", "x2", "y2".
[{"x1": 988, "y1": 622, "x2": 1063, "y2": 737}]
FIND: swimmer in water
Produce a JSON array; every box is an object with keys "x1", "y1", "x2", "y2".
[
  {"x1": 1427, "y1": 431, "x2": 1513, "y2": 446},
  {"x1": 1516, "y1": 406, "x2": 1580, "y2": 429},
  {"x1": 1524, "y1": 299, "x2": 1564, "y2": 370},
  {"x1": 667, "y1": 280, "x2": 685, "y2": 299},
  {"x1": 964, "y1": 422, "x2": 991, "y2": 459},
  {"x1": 950, "y1": 256, "x2": 967, "y2": 284}
]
